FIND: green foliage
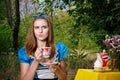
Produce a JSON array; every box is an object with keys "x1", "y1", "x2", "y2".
[
  {"x1": 65, "y1": 0, "x2": 120, "y2": 49},
  {"x1": 0, "y1": 1, "x2": 13, "y2": 52},
  {"x1": 67, "y1": 47, "x2": 87, "y2": 69},
  {"x1": 18, "y1": 14, "x2": 33, "y2": 48},
  {"x1": 0, "y1": 21, "x2": 13, "y2": 52},
  {"x1": 111, "y1": 2, "x2": 120, "y2": 34},
  {"x1": 71, "y1": 48, "x2": 87, "y2": 59},
  {"x1": 0, "y1": 54, "x2": 20, "y2": 80},
  {"x1": 77, "y1": 26, "x2": 101, "y2": 53},
  {"x1": 53, "y1": 9, "x2": 75, "y2": 49},
  {"x1": 66, "y1": 47, "x2": 94, "y2": 70},
  {"x1": 0, "y1": 0, "x2": 6, "y2": 20}
]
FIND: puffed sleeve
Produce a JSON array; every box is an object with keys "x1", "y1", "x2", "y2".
[
  {"x1": 56, "y1": 42, "x2": 69, "y2": 61},
  {"x1": 18, "y1": 47, "x2": 30, "y2": 64}
]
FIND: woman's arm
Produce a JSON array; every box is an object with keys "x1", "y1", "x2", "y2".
[
  {"x1": 20, "y1": 60, "x2": 39, "y2": 80},
  {"x1": 55, "y1": 59, "x2": 67, "y2": 80},
  {"x1": 50, "y1": 59, "x2": 67, "y2": 80},
  {"x1": 20, "y1": 48, "x2": 44, "y2": 80}
]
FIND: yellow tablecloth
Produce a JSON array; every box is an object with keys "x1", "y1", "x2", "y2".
[{"x1": 74, "y1": 69, "x2": 120, "y2": 80}]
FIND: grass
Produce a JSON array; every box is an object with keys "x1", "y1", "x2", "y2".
[{"x1": 0, "y1": 54, "x2": 20, "y2": 80}]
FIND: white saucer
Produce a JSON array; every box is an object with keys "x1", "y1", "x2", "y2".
[{"x1": 40, "y1": 62, "x2": 58, "y2": 66}]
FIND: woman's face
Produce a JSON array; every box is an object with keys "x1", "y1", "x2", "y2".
[{"x1": 34, "y1": 19, "x2": 49, "y2": 41}]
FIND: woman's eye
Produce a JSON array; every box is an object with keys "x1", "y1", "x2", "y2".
[
  {"x1": 42, "y1": 26, "x2": 48, "y2": 29},
  {"x1": 34, "y1": 26, "x2": 39, "y2": 29}
]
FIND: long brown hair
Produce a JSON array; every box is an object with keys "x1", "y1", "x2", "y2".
[{"x1": 25, "y1": 16, "x2": 56, "y2": 59}]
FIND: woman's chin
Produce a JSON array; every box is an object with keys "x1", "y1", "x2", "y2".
[{"x1": 37, "y1": 38, "x2": 47, "y2": 41}]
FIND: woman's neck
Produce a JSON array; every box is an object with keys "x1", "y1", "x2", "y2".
[{"x1": 37, "y1": 40, "x2": 47, "y2": 48}]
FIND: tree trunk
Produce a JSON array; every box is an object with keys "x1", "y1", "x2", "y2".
[
  {"x1": 5, "y1": 0, "x2": 20, "y2": 54},
  {"x1": 13, "y1": 0, "x2": 20, "y2": 54},
  {"x1": 24, "y1": 0, "x2": 28, "y2": 14},
  {"x1": 5, "y1": 0, "x2": 13, "y2": 28}
]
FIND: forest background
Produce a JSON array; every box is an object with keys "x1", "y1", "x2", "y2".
[{"x1": 0, "y1": 0, "x2": 120, "y2": 80}]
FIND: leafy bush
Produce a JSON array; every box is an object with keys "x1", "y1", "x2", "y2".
[
  {"x1": 18, "y1": 14, "x2": 33, "y2": 48},
  {"x1": 0, "y1": 23, "x2": 13, "y2": 52},
  {"x1": 66, "y1": 47, "x2": 88, "y2": 69},
  {"x1": 66, "y1": 47, "x2": 95, "y2": 79},
  {"x1": 0, "y1": 54, "x2": 20, "y2": 80}
]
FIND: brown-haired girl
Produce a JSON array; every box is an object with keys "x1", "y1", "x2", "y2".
[{"x1": 18, "y1": 13, "x2": 68, "y2": 80}]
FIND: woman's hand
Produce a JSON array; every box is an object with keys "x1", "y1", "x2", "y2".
[
  {"x1": 49, "y1": 64, "x2": 57, "y2": 72},
  {"x1": 34, "y1": 48, "x2": 44, "y2": 62},
  {"x1": 49, "y1": 60, "x2": 67, "y2": 80},
  {"x1": 48, "y1": 61, "x2": 60, "y2": 72}
]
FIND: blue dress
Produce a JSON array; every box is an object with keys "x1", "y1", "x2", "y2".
[{"x1": 18, "y1": 42, "x2": 69, "y2": 79}]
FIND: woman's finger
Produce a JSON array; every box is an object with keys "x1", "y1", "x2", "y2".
[{"x1": 35, "y1": 48, "x2": 43, "y2": 61}]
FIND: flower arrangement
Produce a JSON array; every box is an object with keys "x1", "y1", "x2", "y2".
[
  {"x1": 103, "y1": 35, "x2": 120, "y2": 71},
  {"x1": 103, "y1": 35, "x2": 120, "y2": 59}
]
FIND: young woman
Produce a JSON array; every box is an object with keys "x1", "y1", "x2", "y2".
[{"x1": 18, "y1": 14, "x2": 68, "y2": 80}]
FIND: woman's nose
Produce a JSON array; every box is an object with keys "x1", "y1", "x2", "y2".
[{"x1": 39, "y1": 27, "x2": 43, "y2": 33}]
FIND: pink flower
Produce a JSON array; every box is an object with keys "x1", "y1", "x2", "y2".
[{"x1": 103, "y1": 35, "x2": 120, "y2": 59}]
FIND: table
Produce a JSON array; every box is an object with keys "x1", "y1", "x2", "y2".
[{"x1": 74, "y1": 69, "x2": 120, "y2": 80}]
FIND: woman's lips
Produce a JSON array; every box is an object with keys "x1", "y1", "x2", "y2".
[{"x1": 38, "y1": 35, "x2": 43, "y2": 37}]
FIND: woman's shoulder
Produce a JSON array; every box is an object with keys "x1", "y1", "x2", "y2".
[
  {"x1": 55, "y1": 42, "x2": 69, "y2": 60},
  {"x1": 18, "y1": 47, "x2": 26, "y2": 55},
  {"x1": 18, "y1": 47, "x2": 29, "y2": 63},
  {"x1": 18, "y1": 47, "x2": 26, "y2": 52},
  {"x1": 56, "y1": 42, "x2": 67, "y2": 48}
]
